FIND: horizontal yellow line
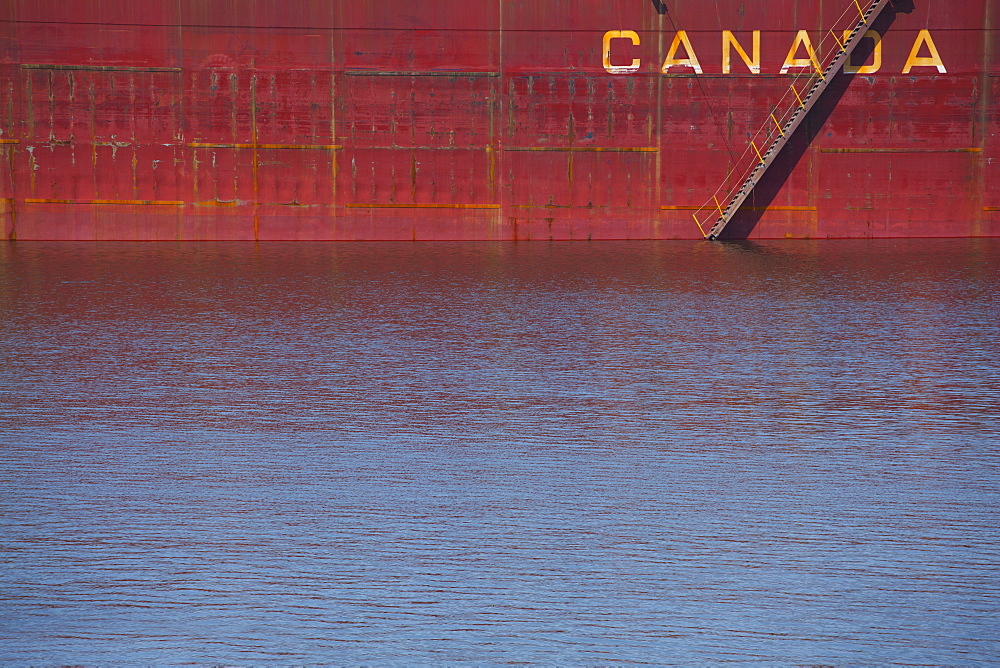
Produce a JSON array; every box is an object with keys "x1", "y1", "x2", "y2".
[
  {"x1": 506, "y1": 146, "x2": 658, "y2": 153},
  {"x1": 984, "y1": 207, "x2": 1000, "y2": 211},
  {"x1": 24, "y1": 198, "x2": 183, "y2": 206},
  {"x1": 821, "y1": 147, "x2": 982, "y2": 153},
  {"x1": 0, "y1": 139, "x2": 19, "y2": 144},
  {"x1": 346, "y1": 203, "x2": 500, "y2": 209},
  {"x1": 188, "y1": 143, "x2": 342, "y2": 150},
  {"x1": 193, "y1": 200, "x2": 239, "y2": 207}
]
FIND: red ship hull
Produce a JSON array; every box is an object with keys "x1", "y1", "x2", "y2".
[{"x1": 0, "y1": 0, "x2": 997, "y2": 240}]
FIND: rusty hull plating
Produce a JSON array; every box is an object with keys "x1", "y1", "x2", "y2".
[{"x1": 0, "y1": 0, "x2": 997, "y2": 240}]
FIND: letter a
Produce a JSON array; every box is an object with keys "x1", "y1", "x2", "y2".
[
  {"x1": 903, "y1": 30, "x2": 947, "y2": 73},
  {"x1": 780, "y1": 30, "x2": 821, "y2": 75},
  {"x1": 661, "y1": 31, "x2": 703, "y2": 74}
]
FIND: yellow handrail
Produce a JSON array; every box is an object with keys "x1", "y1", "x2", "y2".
[{"x1": 688, "y1": 0, "x2": 883, "y2": 236}]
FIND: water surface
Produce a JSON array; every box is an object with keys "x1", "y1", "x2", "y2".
[{"x1": 1, "y1": 240, "x2": 998, "y2": 664}]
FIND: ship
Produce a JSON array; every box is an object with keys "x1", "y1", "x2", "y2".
[{"x1": 0, "y1": 0, "x2": 995, "y2": 240}]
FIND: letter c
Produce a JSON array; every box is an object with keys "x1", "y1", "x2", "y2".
[{"x1": 603, "y1": 30, "x2": 641, "y2": 74}]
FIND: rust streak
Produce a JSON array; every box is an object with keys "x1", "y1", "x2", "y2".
[{"x1": 251, "y1": 74, "x2": 259, "y2": 241}]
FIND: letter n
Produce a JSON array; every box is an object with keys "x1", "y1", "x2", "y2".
[{"x1": 723, "y1": 30, "x2": 760, "y2": 74}]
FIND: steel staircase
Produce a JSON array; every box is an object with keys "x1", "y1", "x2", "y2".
[{"x1": 702, "y1": 0, "x2": 893, "y2": 240}]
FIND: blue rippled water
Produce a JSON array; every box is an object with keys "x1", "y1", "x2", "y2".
[{"x1": 1, "y1": 239, "x2": 999, "y2": 664}]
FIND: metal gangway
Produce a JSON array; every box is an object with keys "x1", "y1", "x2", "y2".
[{"x1": 693, "y1": 0, "x2": 894, "y2": 240}]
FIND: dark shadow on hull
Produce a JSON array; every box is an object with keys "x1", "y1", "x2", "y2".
[{"x1": 715, "y1": 0, "x2": 915, "y2": 240}]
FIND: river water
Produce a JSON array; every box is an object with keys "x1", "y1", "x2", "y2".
[{"x1": 1, "y1": 239, "x2": 998, "y2": 665}]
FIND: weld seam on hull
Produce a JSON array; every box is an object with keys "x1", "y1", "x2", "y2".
[
  {"x1": 505, "y1": 147, "x2": 658, "y2": 152},
  {"x1": 188, "y1": 143, "x2": 342, "y2": 150},
  {"x1": 662, "y1": 205, "x2": 816, "y2": 211},
  {"x1": 345, "y1": 204, "x2": 501, "y2": 209},
  {"x1": 24, "y1": 199, "x2": 184, "y2": 206},
  {"x1": 20, "y1": 63, "x2": 181, "y2": 72},
  {"x1": 820, "y1": 147, "x2": 983, "y2": 153},
  {"x1": 344, "y1": 146, "x2": 490, "y2": 151},
  {"x1": 344, "y1": 70, "x2": 500, "y2": 77}
]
